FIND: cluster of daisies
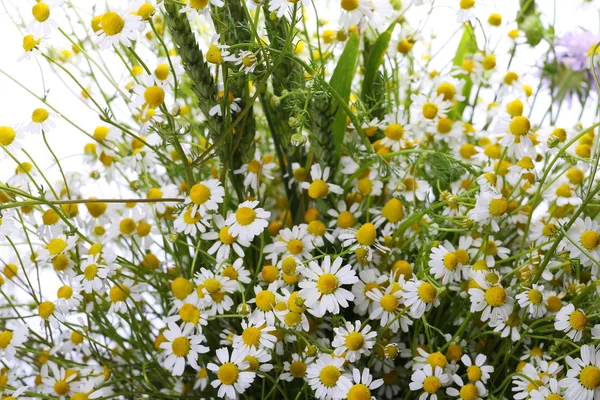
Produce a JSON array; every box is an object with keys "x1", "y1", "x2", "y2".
[{"x1": 0, "y1": 0, "x2": 600, "y2": 399}]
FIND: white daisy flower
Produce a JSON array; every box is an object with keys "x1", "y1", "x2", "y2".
[
  {"x1": 233, "y1": 319, "x2": 277, "y2": 352},
  {"x1": 298, "y1": 256, "x2": 358, "y2": 317},
  {"x1": 160, "y1": 322, "x2": 209, "y2": 376},
  {"x1": 185, "y1": 179, "x2": 225, "y2": 215},
  {"x1": 516, "y1": 284, "x2": 548, "y2": 319},
  {"x1": 344, "y1": 368, "x2": 384, "y2": 399},
  {"x1": 300, "y1": 164, "x2": 343, "y2": 200},
  {"x1": 226, "y1": 200, "x2": 271, "y2": 242},
  {"x1": 306, "y1": 353, "x2": 352, "y2": 399},
  {"x1": 429, "y1": 243, "x2": 469, "y2": 285},
  {"x1": 107, "y1": 278, "x2": 143, "y2": 314},
  {"x1": 332, "y1": 320, "x2": 377, "y2": 362},
  {"x1": 281, "y1": 353, "x2": 314, "y2": 382},
  {"x1": 555, "y1": 303, "x2": 587, "y2": 342},
  {"x1": 202, "y1": 213, "x2": 251, "y2": 261},
  {"x1": 409, "y1": 364, "x2": 451, "y2": 400},
  {"x1": 403, "y1": 278, "x2": 440, "y2": 319},
  {"x1": 264, "y1": 224, "x2": 314, "y2": 262},
  {"x1": 339, "y1": 0, "x2": 373, "y2": 30},
  {"x1": 76, "y1": 254, "x2": 110, "y2": 294},
  {"x1": 173, "y1": 205, "x2": 212, "y2": 236},
  {"x1": 471, "y1": 190, "x2": 508, "y2": 232},
  {"x1": 560, "y1": 217, "x2": 600, "y2": 268},
  {"x1": 207, "y1": 347, "x2": 256, "y2": 399},
  {"x1": 269, "y1": 0, "x2": 308, "y2": 18},
  {"x1": 410, "y1": 93, "x2": 452, "y2": 125},
  {"x1": 0, "y1": 324, "x2": 29, "y2": 360},
  {"x1": 24, "y1": 107, "x2": 58, "y2": 134},
  {"x1": 179, "y1": 0, "x2": 224, "y2": 19},
  {"x1": 367, "y1": 284, "x2": 412, "y2": 333},
  {"x1": 94, "y1": 10, "x2": 143, "y2": 50},
  {"x1": 234, "y1": 156, "x2": 276, "y2": 192},
  {"x1": 42, "y1": 364, "x2": 77, "y2": 400},
  {"x1": 461, "y1": 354, "x2": 494, "y2": 384},
  {"x1": 468, "y1": 274, "x2": 513, "y2": 325},
  {"x1": 26, "y1": 0, "x2": 62, "y2": 37},
  {"x1": 560, "y1": 345, "x2": 600, "y2": 399},
  {"x1": 446, "y1": 376, "x2": 487, "y2": 399}
]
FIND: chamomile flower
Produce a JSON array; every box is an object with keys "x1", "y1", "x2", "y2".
[
  {"x1": 0, "y1": 324, "x2": 29, "y2": 360},
  {"x1": 202, "y1": 213, "x2": 251, "y2": 260},
  {"x1": 555, "y1": 303, "x2": 587, "y2": 341},
  {"x1": 561, "y1": 217, "x2": 600, "y2": 268},
  {"x1": 42, "y1": 365, "x2": 77, "y2": 400},
  {"x1": 306, "y1": 353, "x2": 352, "y2": 399},
  {"x1": 179, "y1": 0, "x2": 223, "y2": 19},
  {"x1": 344, "y1": 368, "x2": 384, "y2": 400},
  {"x1": 234, "y1": 156, "x2": 276, "y2": 192},
  {"x1": 298, "y1": 256, "x2": 358, "y2": 317},
  {"x1": 24, "y1": 107, "x2": 58, "y2": 134},
  {"x1": 185, "y1": 179, "x2": 225, "y2": 215},
  {"x1": 0, "y1": 125, "x2": 23, "y2": 157},
  {"x1": 403, "y1": 278, "x2": 440, "y2": 318},
  {"x1": 27, "y1": 0, "x2": 62, "y2": 37},
  {"x1": 367, "y1": 285, "x2": 411, "y2": 333},
  {"x1": 18, "y1": 34, "x2": 43, "y2": 61},
  {"x1": 516, "y1": 284, "x2": 548, "y2": 318},
  {"x1": 560, "y1": 344, "x2": 600, "y2": 399},
  {"x1": 461, "y1": 354, "x2": 494, "y2": 384},
  {"x1": 173, "y1": 205, "x2": 212, "y2": 235},
  {"x1": 160, "y1": 322, "x2": 209, "y2": 376},
  {"x1": 446, "y1": 377, "x2": 487, "y2": 399},
  {"x1": 233, "y1": 319, "x2": 276, "y2": 352},
  {"x1": 226, "y1": 200, "x2": 271, "y2": 242},
  {"x1": 409, "y1": 364, "x2": 450, "y2": 400},
  {"x1": 429, "y1": 242, "x2": 469, "y2": 285},
  {"x1": 281, "y1": 353, "x2": 313, "y2": 382},
  {"x1": 332, "y1": 320, "x2": 377, "y2": 362},
  {"x1": 410, "y1": 93, "x2": 452, "y2": 125},
  {"x1": 457, "y1": 0, "x2": 478, "y2": 22},
  {"x1": 472, "y1": 190, "x2": 508, "y2": 232},
  {"x1": 94, "y1": 9, "x2": 143, "y2": 50},
  {"x1": 264, "y1": 224, "x2": 314, "y2": 262},
  {"x1": 107, "y1": 278, "x2": 143, "y2": 314},
  {"x1": 301, "y1": 164, "x2": 343, "y2": 200},
  {"x1": 207, "y1": 347, "x2": 256, "y2": 399},
  {"x1": 468, "y1": 274, "x2": 514, "y2": 325},
  {"x1": 76, "y1": 254, "x2": 110, "y2": 294},
  {"x1": 269, "y1": 0, "x2": 309, "y2": 18}
]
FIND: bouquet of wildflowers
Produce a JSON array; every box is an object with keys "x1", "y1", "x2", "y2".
[{"x1": 1, "y1": 0, "x2": 600, "y2": 399}]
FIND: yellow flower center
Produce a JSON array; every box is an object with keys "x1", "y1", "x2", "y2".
[
  {"x1": 484, "y1": 286, "x2": 507, "y2": 307},
  {"x1": 71, "y1": 330, "x2": 84, "y2": 345},
  {"x1": 460, "y1": 144, "x2": 477, "y2": 159},
  {"x1": 488, "y1": 13, "x2": 502, "y2": 26},
  {"x1": 219, "y1": 226, "x2": 236, "y2": 244},
  {"x1": 287, "y1": 239, "x2": 304, "y2": 255},
  {"x1": 218, "y1": 362, "x2": 239, "y2": 385},
  {"x1": 460, "y1": 383, "x2": 479, "y2": 400},
  {"x1": 109, "y1": 284, "x2": 130, "y2": 303},
  {"x1": 317, "y1": 273, "x2": 339, "y2": 295},
  {"x1": 341, "y1": 0, "x2": 359, "y2": 11},
  {"x1": 71, "y1": 393, "x2": 89, "y2": 400},
  {"x1": 289, "y1": 361, "x2": 307, "y2": 378},
  {"x1": 443, "y1": 252, "x2": 459, "y2": 270},
  {"x1": 191, "y1": 0, "x2": 210, "y2": 9},
  {"x1": 385, "y1": 124, "x2": 404, "y2": 140},
  {"x1": 183, "y1": 208, "x2": 201, "y2": 224},
  {"x1": 418, "y1": 282, "x2": 437, "y2": 303},
  {"x1": 171, "y1": 336, "x2": 191, "y2": 357},
  {"x1": 57, "y1": 285, "x2": 73, "y2": 299},
  {"x1": 569, "y1": 310, "x2": 587, "y2": 331},
  {"x1": 436, "y1": 83, "x2": 456, "y2": 101},
  {"x1": 244, "y1": 355, "x2": 259, "y2": 371},
  {"x1": 546, "y1": 297, "x2": 561, "y2": 312},
  {"x1": 427, "y1": 352, "x2": 447, "y2": 368},
  {"x1": 248, "y1": 160, "x2": 262, "y2": 173},
  {"x1": 39, "y1": 301, "x2": 55, "y2": 319},
  {"x1": 580, "y1": 230, "x2": 600, "y2": 251},
  {"x1": 84, "y1": 263, "x2": 99, "y2": 280},
  {"x1": 422, "y1": 102, "x2": 439, "y2": 119},
  {"x1": 48, "y1": 238, "x2": 68, "y2": 255},
  {"x1": 527, "y1": 289, "x2": 543, "y2": 305},
  {"x1": 423, "y1": 376, "x2": 441, "y2": 394},
  {"x1": 236, "y1": 207, "x2": 257, "y2": 226},
  {"x1": 308, "y1": 220, "x2": 326, "y2": 236},
  {"x1": 375, "y1": 294, "x2": 398, "y2": 313},
  {"x1": 507, "y1": 99, "x2": 523, "y2": 117},
  {"x1": 357, "y1": 178, "x2": 372, "y2": 196},
  {"x1": 54, "y1": 380, "x2": 70, "y2": 396},
  {"x1": 356, "y1": 223, "x2": 377, "y2": 246},
  {"x1": 32, "y1": 3, "x2": 50, "y2": 22},
  {"x1": 347, "y1": 384, "x2": 371, "y2": 400},
  {"x1": 0, "y1": 331, "x2": 13, "y2": 349},
  {"x1": 206, "y1": 44, "x2": 223, "y2": 65},
  {"x1": 0, "y1": 126, "x2": 16, "y2": 146},
  {"x1": 203, "y1": 278, "x2": 222, "y2": 294},
  {"x1": 255, "y1": 290, "x2": 276, "y2": 311},
  {"x1": 242, "y1": 327, "x2": 261, "y2": 347},
  {"x1": 285, "y1": 311, "x2": 301, "y2": 326},
  {"x1": 345, "y1": 332, "x2": 365, "y2": 351},
  {"x1": 155, "y1": 64, "x2": 169, "y2": 81},
  {"x1": 293, "y1": 167, "x2": 307, "y2": 182},
  {"x1": 222, "y1": 266, "x2": 239, "y2": 281},
  {"x1": 504, "y1": 71, "x2": 519, "y2": 84},
  {"x1": 397, "y1": 39, "x2": 413, "y2": 54},
  {"x1": 23, "y1": 35, "x2": 41, "y2": 52},
  {"x1": 320, "y1": 365, "x2": 341, "y2": 387},
  {"x1": 546, "y1": 395, "x2": 564, "y2": 400},
  {"x1": 509, "y1": 116, "x2": 530, "y2": 136},
  {"x1": 137, "y1": 3, "x2": 156, "y2": 20},
  {"x1": 144, "y1": 86, "x2": 165, "y2": 108},
  {"x1": 337, "y1": 211, "x2": 355, "y2": 228},
  {"x1": 467, "y1": 365, "x2": 482, "y2": 381},
  {"x1": 308, "y1": 179, "x2": 329, "y2": 199},
  {"x1": 446, "y1": 344, "x2": 463, "y2": 361},
  {"x1": 489, "y1": 197, "x2": 508, "y2": 216},
  {"x1": 455, "y1": 249, "x2": 470, "y2": 264},
  {"x1": 580, "y1": 366, "x2": 600, "y2": 390},
  {"x1": 381, "y1": 198, "x2": 404, "y2": 222},
  {"x1": 555, "y1": 183, "x2": 572, "y2": 198},
  {"x1": 101, "y1": 12, "x2": 125, "y2": 36},
  {"x1": 190, "y1": 184, "x2": 211, "y2": 205},
  {"x1": 119, "y1": 218, "x2": 136, "y2": 235},
  {"x1": 438, "y1": 118, "x2": 453, "y2": 133},
  {"x1": 32, "y1": 108, "x2": 49, "y2": 123},
  {"x1": 460, "y1": 0, "x2": 475, "y2": 9},
  {"x1": 42, "y1": 209, "x2": 60, "y2": 225}
]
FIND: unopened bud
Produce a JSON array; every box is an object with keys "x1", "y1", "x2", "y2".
[
  {"x1": 384, "y1": 343, "x2": 400, "y2": 360},
  {"x1": 237, "y1": 303, "x2": 252, "y2": 315},
  {"x1": 168, "y1": 233, "x2": 178, "y2": 243},
  {"x1": 270, "y1": 95, "x2": 281, "y2": 108},
  {"x1": 171, "y1": 104, "x2": 180, "y2": 116},
  {"x1": 306, "y1": 345, "x2": 318, "y2": 357},
  {"x1": 291, "y1": 133, "x2": 307, "y2": 146}
]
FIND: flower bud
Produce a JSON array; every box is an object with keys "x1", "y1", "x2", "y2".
[{"x1": 291, "y1": 133, "x2": 307, "y2": 146}]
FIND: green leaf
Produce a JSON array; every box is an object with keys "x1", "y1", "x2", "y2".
[
  {"x1": 362, "y1": 21, "x2": 396, "y2": 99},
  {"x1": 452, "y1": 24, "x2": 478, "y2": 118},
  {"x1": 329, "y1": 30, "x2": 360, "y2": 153}
]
